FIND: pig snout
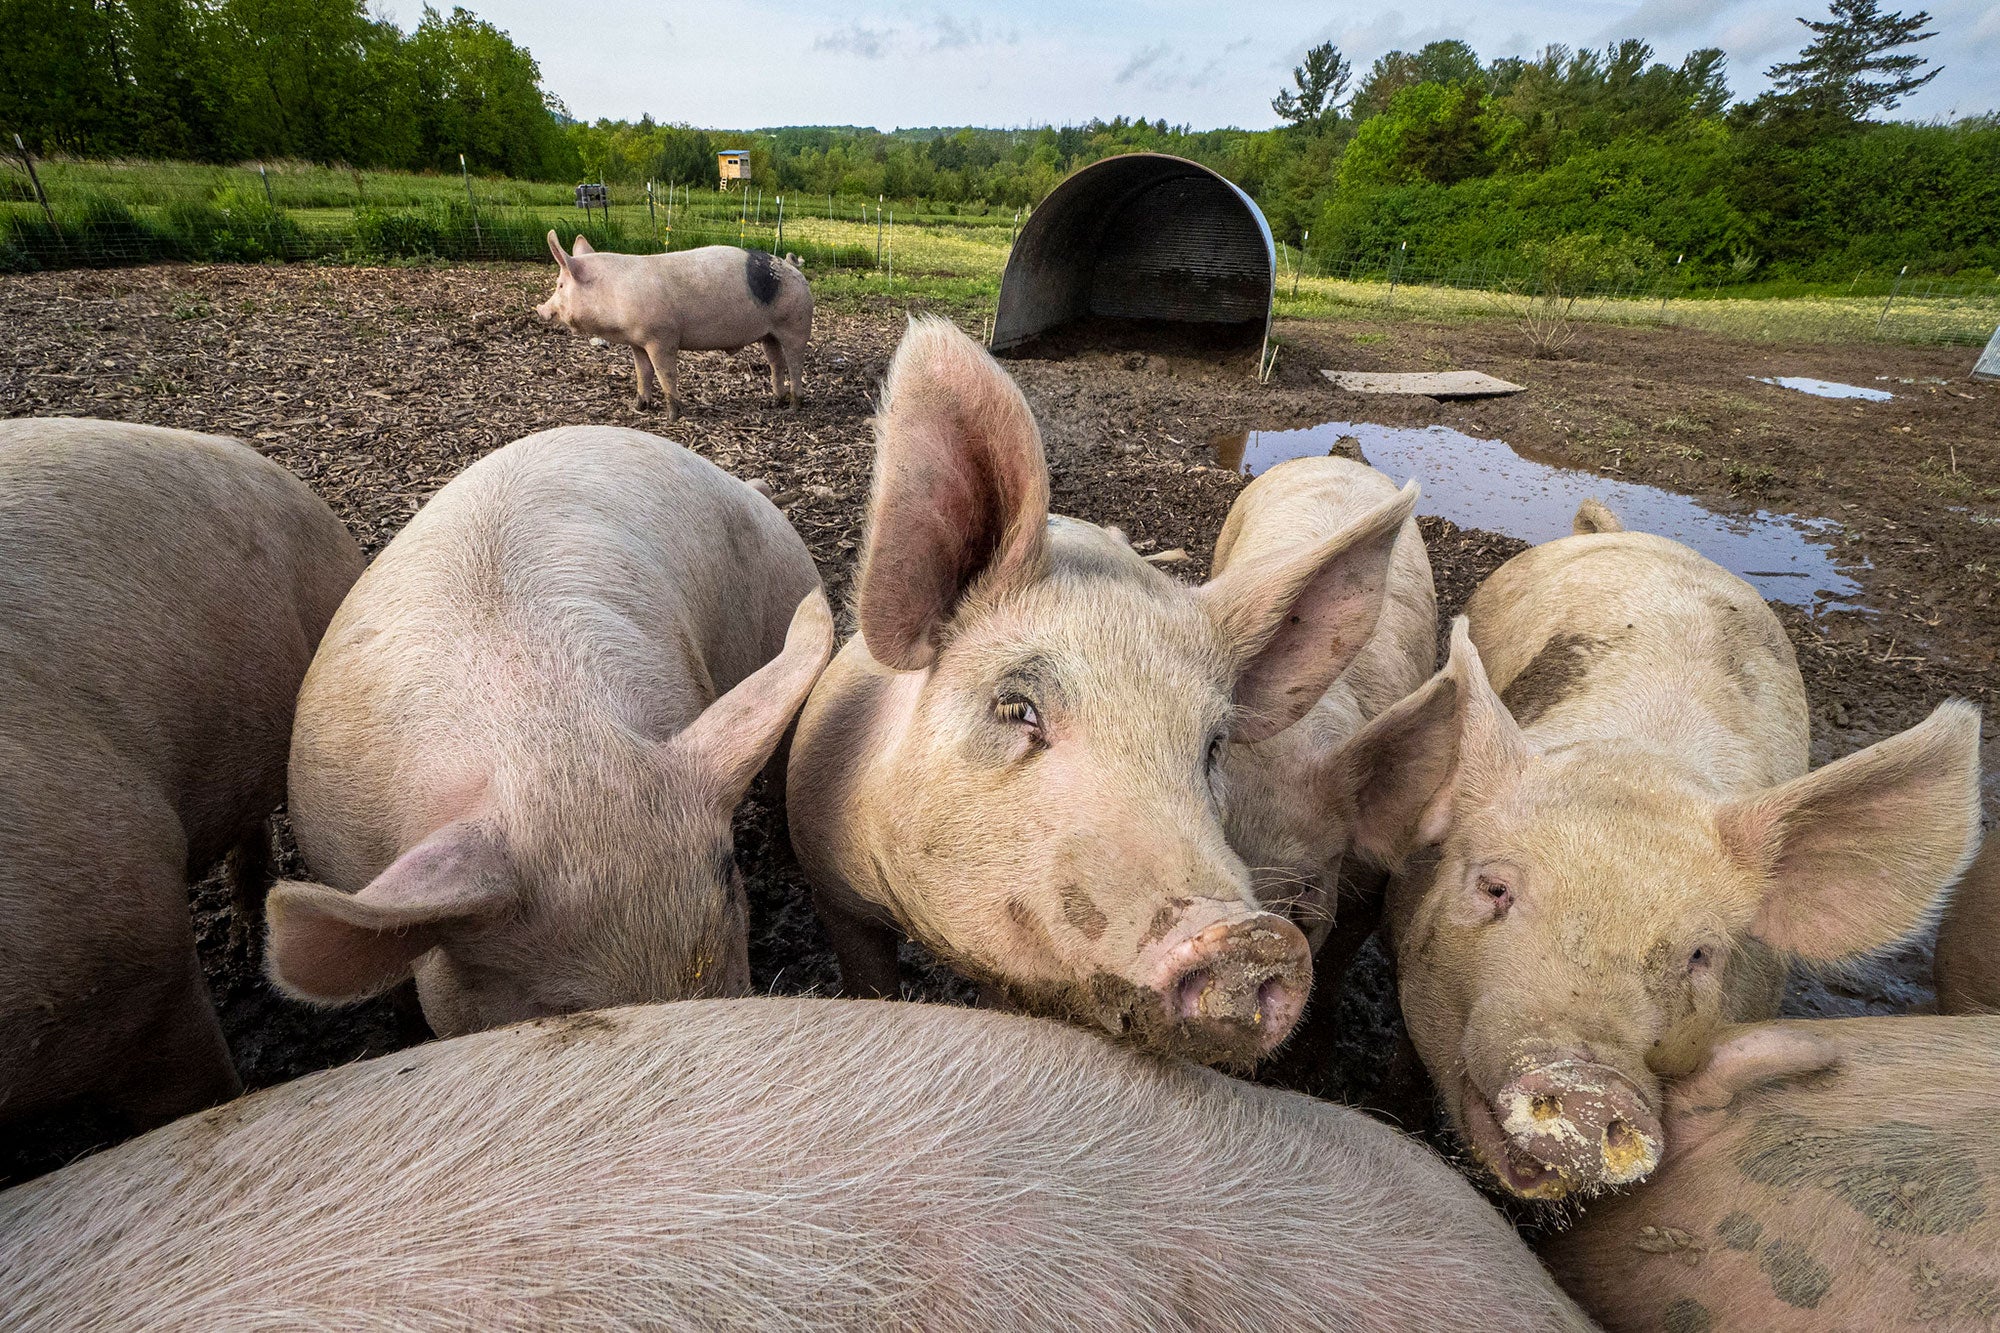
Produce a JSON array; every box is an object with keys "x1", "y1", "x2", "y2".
[
  {"x1": 1461, "y1": 1059, "x2": 1663, "y2": 1199},
  {"x1": 1148, "y1": 912, "x2": 1311, "y2": 1060}
]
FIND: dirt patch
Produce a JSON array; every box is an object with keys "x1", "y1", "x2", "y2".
[{"x1": 1, "y1": 264, "x2": 1993, "y2": 1182}]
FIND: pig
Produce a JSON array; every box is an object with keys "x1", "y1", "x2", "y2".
[
  {"x1": 1539, "y1": 1014, "x2": 2000, "y2": 1332},
  {"x1": 787, "y1": 317, "x2": 1419, "y2": 1069},
  {"x1": 265, "y1": 426, "x2": 831, "y2": 1036},
  {"x1": 0, "y1": 997, "x2": 1597, "y2": 1333},
  {"x1": 1326, "y1": 500, "x2": 1983, "y2": 1201},
  {"x1": 0, "y1": 417, "x2": 362, "y2": 1130},
  {"x1": 1209, "y1": 455, "x2": 1437, "y2": 975},
  {"x1": 1935, "y1": 828, "x2": 1999, "y2": 1014},
  {"x1": 536, "y1": 234, "x2": 811, "y2": 419}
]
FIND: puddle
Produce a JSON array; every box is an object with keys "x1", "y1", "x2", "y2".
[
  {"x1": 1214, "y1": 422, "x2": 1868, "y2": 609},
  {"x1": 1754, "y1": 376, "x2": 1894, "y2": 401}
]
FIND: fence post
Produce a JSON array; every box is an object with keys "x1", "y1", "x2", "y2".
[
  {"x1": 258, "y1": 164, "x2": 275, "y2": 209},
  {"x1": 1387, "y1": 241, "x2": 1407, "y2": 307},
  {"x1": 1293, "y1": 230, "x2": 1308, "y2": 298},
  {"x1": 886, "y1": 207, "x2": 893, "y2": 283},
  {"x1": 875, "y1": 197, "x2": 885, "y2": 267},
  {"x1": 459, "y1": 154, "x2": 481, "y2": 249},
  {"x1": 775, "y1": 194, "x2": 783, "y2": 250},
  {"x1": 1877, "y1": 264, "x2": 1908, "y2": 334},
  {"x1": 647, "y1": 181, "x2": 660, "y2": 248},
  {"x1": 1655, "y1": 254, "x2": 1684, "y2": 323},
  {"x1": 12, "y1": 133, "x2": 55, "y2": 230}
]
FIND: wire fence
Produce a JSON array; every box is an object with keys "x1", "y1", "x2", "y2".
[
  {"x1": 0, "y1": 153, "x2": 1021, "y2": 275},
  {"x1": 8, "y1": 153, "x2": 1996, "y2": 347},
  {"x1": 1274, "y1": 246, "x2": 2000, "y2": 346}
]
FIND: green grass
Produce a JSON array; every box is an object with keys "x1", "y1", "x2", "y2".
[{"x1": 8, "y1": 156, "x2": 1993, "y2": 346}]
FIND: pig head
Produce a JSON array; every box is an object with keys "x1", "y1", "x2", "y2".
[
  {"x1": 1336, "y1": 617, "x2": 1982, "y2": 1200},
  {"x1": 267, "y1": 589, "x2": 833, "y2": 1037},
  {"x1": 787, "y1": 317, "x2": 1418, "y2": 1069}
]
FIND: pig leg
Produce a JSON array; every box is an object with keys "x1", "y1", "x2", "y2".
[
  {"x1": 780, "y1": 331, "x2": 807, "y2": 405},
  {"x1": 813, "y1": 887, "x2": 903, "y2": 998},
  {"x1": 760, "y1": 336, "x2": 789, "y2": 404},
  {"x1": 645, "y1": 343, "x2": 681, "y2": 421},
  {"x1": 630, "y1": 347, "x2": 660, "y2": 410}
]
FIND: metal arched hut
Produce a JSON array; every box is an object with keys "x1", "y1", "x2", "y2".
[{"x1": 990, "y1": 153, "x2": 1275, "y2": 370}]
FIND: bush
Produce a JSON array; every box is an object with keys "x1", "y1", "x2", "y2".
[
  {"x1": 1516, "y1": 232, "x2": 1656, "y2": 355},
  {"x1": 162, "y1": 188, "x2": 309, "y2": 261}
]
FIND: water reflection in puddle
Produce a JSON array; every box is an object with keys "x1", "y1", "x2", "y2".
[
  {"x1": 1754, "y1": 376, "x2": 1894, "y2": 401},
  {"x1": 1214, "y1": 422, "x2": 1868, "y2": 609}
]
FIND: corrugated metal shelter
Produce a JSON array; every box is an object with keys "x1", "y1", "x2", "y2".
[{"x1": 991, "y1": 153, "x2": 1274, "y2": 363}]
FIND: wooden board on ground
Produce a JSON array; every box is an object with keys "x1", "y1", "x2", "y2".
[
  {"x1": 1322, "y1": 369, "x2": 1526, "y2": 398},
  {"x1": 1974, "y1": 325, "x2": 2000, "y2": 381}
]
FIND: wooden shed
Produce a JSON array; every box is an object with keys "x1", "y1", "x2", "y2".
[{"x1": 717, "y1": 150, "x2": 751, "y2": 188}]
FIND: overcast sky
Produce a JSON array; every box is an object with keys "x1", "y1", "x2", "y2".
[{"x1": 408, "y1": 0, "x2": 1999, "y2": 129}]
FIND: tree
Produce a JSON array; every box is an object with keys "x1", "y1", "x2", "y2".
[
  {"x1": 1272, "y1": 41, "x2": 1351, "y2": 128},
  {"x1": 1350, "y1": 40, "x2": 1484, "y2": 119},
  {"x1": 1766, "y1": 0, "x2": 1940, "y2": 119}
]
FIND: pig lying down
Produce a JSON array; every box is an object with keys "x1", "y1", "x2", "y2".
[
  {"x1": 1333, "y1": 500, "x2": 1982, "y2": 1200},
  {"x1": 1541, "y1": 1014, "x2": 2000, "y2": 1332},
  {"x1": 788, "y1": 317, "x2": 1418, "y2": 1069},
  {"x1": 1209, "y1": 455, "x2": 1437, "y2": 973},
  {"x1": 268, "y1": 426, "x2": 830, "y2": 1036},
  {"x1": 0, "y1": 998, "x2": 1595, "y2": 1332},
  {"x1": 0, "y1": 418, "x2": 362, "y2": 1130},
  {"x1": 537, "y1": 234, "x2": 812, "y2": 418}
]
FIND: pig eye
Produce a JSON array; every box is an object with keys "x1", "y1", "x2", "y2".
[
  {"x1": 1688, "y1": 945, "x2": 1712, "y2": 972},
  {"x1": 1475, "y1": 874, "x2": 1514, "y2": 919},
  {"x1": 1205, "y1": 734, "x2": 1224, "y2": 774},
  {"x1": 993, "y1": 694, "x2": 1041, "y2": 731}
]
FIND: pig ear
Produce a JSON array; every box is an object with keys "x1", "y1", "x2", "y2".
[
  {"x1": 546, "y1": 229, "x2": 570, "y2": 271},
  {"x1": 1332, "y1": 618, "x2": 1528, "y2": 865},
  {"x1": 1719, "y1": 700, "x2": 1983, "y2": 961},
  {"x1": 1667, "y1": 1025, "x2": 1841, "y2": 1152},
  {"x1": 571, "y1": 234, "x2": 595, "y2": 255},
  {"x1": 858, "y1": 316, "x2": 1049, "y2": 671},
  {"x1": 1203, "y1": 480, "x2": 1418, "y2": 743},
  {"x1": 264, "y1": 821, "x2": 516, "y2": 1005},
  {"x1": 675, "y1": 589, "x2": 836, "y2": 804}
]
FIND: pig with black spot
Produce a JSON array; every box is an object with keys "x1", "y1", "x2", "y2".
[{"x1": 537, "y1": 234, "x2": 810, "y2": 418}]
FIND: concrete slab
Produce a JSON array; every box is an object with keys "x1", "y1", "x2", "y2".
[
  {"x1": 1975, "y1": 324, "x2": 2000, "y2": 381},
  {"x1": 1321, "y1": 369, "x2": 1526, "y2": 398}
]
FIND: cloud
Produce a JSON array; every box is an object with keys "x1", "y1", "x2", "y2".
[
  {"x1": 926, "y1": 14, "x2": 1019, "y2": 50},
  {"x1": 1116, "y1": 41, "x2": 1175, "y2": 84},
  {"x1": 811, "y1": 23, "x2": 895, "y2": 59},
  {"x1": 1600, "y1": 0, "x2": 1744, "y2": 42}
]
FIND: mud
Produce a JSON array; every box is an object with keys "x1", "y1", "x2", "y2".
[
  {"x1": 1736, "y1": 1114, "x2": 1988, "y2": 1236},
  {"x1": 1, "y1": 263, "x2": 1994, "y2": 1183}
]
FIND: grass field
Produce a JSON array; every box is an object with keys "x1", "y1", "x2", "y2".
[{"x1": 6, "y1": 155, "x2": 1995, "y2": 347}]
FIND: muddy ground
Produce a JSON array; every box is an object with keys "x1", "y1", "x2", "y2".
[{"x1": 2, "y1": 263, "x2": 1994, "y2": 1182}]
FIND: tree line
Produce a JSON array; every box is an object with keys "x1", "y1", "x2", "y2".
[
  {"x1": 1, "y1": 0, "x2": 574, "y2": 179},
  {"x1": 3, "y1": 0, "x2": 1994, "y2": 280}
]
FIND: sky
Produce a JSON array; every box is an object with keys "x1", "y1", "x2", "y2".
[{"x1": 405, "y1": 0, "x2": 2000, "y2": 130}]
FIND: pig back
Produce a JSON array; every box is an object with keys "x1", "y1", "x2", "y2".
[
  {"x1": 0, "y1": 997, "x2": 1594, "y2": 1332},
  {"x1": 0, "y1": 418, "x2": 362, "y2": 863},
  {"x1": 1539, "y1": 1015, "x2": 2000, "y2": 1332},
  {"x1": 290, "y1": 426, "x2": 816, "y2": 884},
  {"x1": 1464, "y1": 529, "x2": 1809, "y2": 791}
]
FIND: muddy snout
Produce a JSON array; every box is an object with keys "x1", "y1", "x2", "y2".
[
  {"x1": 1487, "y1": 1061, "x2": 1663, "y2": 1195},
  {"x1": 1148, "y1": 913, "x2": 1311, "y2": 1061}
]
